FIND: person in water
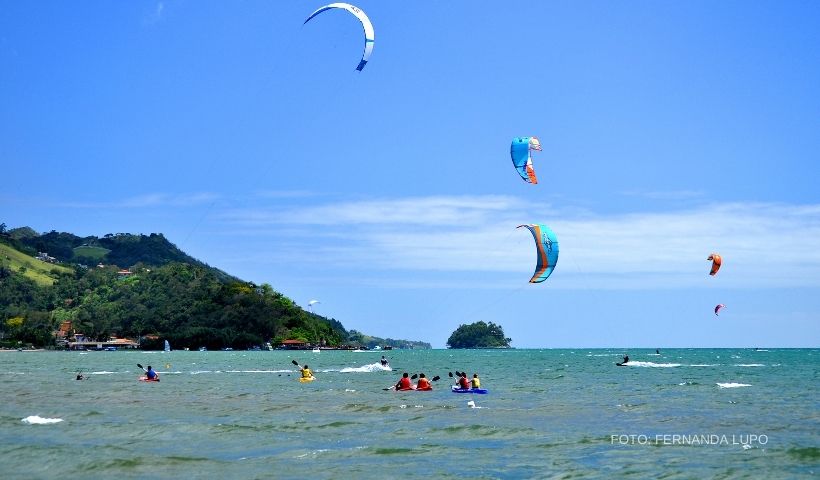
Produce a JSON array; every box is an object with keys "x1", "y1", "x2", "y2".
[
  {"x1": 395, "y1": 372, "x2": 412, "y2": 390},
  {"x1": 622, "y1": 354, "x2": 629, "y2": 364},
  {"x1": 457, "y1": 372, "x2": 471, "y2": 389},
  {"x1": 75, "y1": 372, "x2": 84, "y2": 381},
  {"x1": 471, "y1": 373, "x2": 481, "y2": 389},
  {"x1": 416, "y1": 373, "x2": 431, "y2": 390},
  {"x1": 380, "y1": 355, "x2": 389, "y2": 367},
  {"x1": 300, "y1": 364, "x2": 313, "y2": 379},
  {"x1": 145, "y1": 366, "x2": 158, "y2": 381}
]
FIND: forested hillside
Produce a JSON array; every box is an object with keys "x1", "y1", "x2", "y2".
[{"x1": 0, "y1": 224, "x2": 430, "y2": 350}]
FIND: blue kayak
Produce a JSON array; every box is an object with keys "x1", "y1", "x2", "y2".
[{"x1": 451, "y1": 386, "x2": 488, "y2": 394}]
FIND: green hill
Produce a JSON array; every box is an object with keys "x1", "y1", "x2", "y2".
[
  {"x1": 72, "y1": 245, "x2": 110, "y2": 261},
  {"x1": 0, "y1": 226, "x2": 430, "y2": 350},
  {"x1": 0, "y1": 243, "x2": 73, "y2": 286}
]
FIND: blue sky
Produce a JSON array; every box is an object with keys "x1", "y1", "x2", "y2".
[{"x1": 2, "y1": 1, "x2": 819, "y2": 348}]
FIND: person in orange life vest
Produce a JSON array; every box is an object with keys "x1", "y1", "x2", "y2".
[
  {"x1": 395, "y1": 372, "x2": 412, "y2": 390},
  {"x1": 458, "y1": 372, "x2": 470, "y2": 389},
  {"x1": 416, "y1": 373, "x2": 432, "y2": 390}
]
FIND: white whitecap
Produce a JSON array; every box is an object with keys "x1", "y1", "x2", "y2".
[
  {"x1": 89, "y1": 371, "x2": 116, "y2": 375},
  {"x1": 225, "y1": 369, "x2": 291, "y2": 374},
  {"x1": 624, "y1": 361, "x2": 681, "y2": 368},
  {"x1": 340, "y1": 363, "x2": 392, "y2": 373},
  {"x1": 734, "y1": 364, "x2": 765, "y2": 367},
  {"x1": 717, "y1": 383, "x2": 752, "y2": 388},
  {"x1": 22, "y1": 415, "x2": 63, "y2": 425}
]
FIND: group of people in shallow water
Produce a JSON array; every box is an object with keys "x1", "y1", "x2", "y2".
[
  {"x1": 454, "y1": 371, "x2": 480, "y2": 390},
  {"x1": 393, "y1": 370, "x2": 481, "y2": 391}
]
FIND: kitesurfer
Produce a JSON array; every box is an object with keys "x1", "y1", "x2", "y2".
[
  {"x1": 471, "y1": 373, "x2": 481, "y2": 389},
  {"x1": 416, "y1": 373, "x2": 431, "y2": 390},
  {"x1": 380, "y1": 355, "x2": 389, "y2": 367},
  {"x1": 300, "y1": 364, "x2": 314, "y2": 380},
  {"x1": 145, "y1": 366, "x2": 158, "y2": 381},
  {"x1": 622, "y1": 355, "x2": 629, "y2": 364},
  {"x1": 395, "y1": 372, "x2": 412, "y2": 391}
]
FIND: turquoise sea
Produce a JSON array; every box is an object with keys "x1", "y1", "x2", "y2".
[{"x1": 1, "y1": 348, "x2": 818, "y2": 479}]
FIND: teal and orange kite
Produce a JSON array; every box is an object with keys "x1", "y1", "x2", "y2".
[{"x1": 517, "y1": 223, "x2": 559, "y2": 283}]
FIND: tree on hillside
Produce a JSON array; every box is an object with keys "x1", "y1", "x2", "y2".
[{"x1": 446, "y1": 321, "x2": 511, "y2": 349}]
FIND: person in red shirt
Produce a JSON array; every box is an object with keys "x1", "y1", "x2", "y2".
[
  {"x1": 416, "y1": 373, "x2": 432, "y2": 391},
  {"x1": 395, "y1": 372, "x2": 412, "y2": 390},
  {"x1": 458, "y1": 372, "x2": 470, "y2": 389}
]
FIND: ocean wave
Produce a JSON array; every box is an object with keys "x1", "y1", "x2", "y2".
[
  {"x1": 717, "y1": 383, "x2": 752, "y2": 388},
  {"x1": 689, "y1": 364, "x2": 718, "y2": 367},
  {"x1": 340, "y1": 363, "x2": 392, "y2": 373},
  {"x1": 734, "y1": 364, "x2": 765, "y2": 367},
  {"x1": 224, "y1": 369, "x2": 292, "y2": 374},
  {"x1": 89, "y1": 371, "x2": 116, "y2": 375},
  {"x1": 624, "y1": 361, "x2": 681, "y2": 368},
  {"x1": 22, "y1": 415, "x2": 63, "y2": 424}
]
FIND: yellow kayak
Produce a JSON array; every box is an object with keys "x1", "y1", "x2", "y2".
[{"x1": 299, "y1": 376, "x2": 315, "y2": 383}]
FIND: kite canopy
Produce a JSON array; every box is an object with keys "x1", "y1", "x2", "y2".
[
  {"x1": 707, "y1": 253, "x2": 722, "y2": 276},
  {"x1": 510, "y1": 137, "x2": 541, "y2": 184},
  {"x1": 517, "y1": 224, "x2": 559, "y2": 283},
  {"x1": 304, "y1": 3, "x2": 375, "y2": 71},
  {"x1": 714, "y1": 304, "x2": 726, "y2": 316}
]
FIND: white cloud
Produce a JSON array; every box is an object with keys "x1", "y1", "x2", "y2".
[
  {"x1": 57, "y1": 192, "x2": 219, "y2": 209},
  {"x1": 214, "y1": 195, "x2": 820, "y2": 290},
  {"x1": 620, "y1": 189, "x2": 705, "y2": 200}
]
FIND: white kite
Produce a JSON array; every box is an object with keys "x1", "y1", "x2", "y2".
[{"x1": 304, "y1": 3, "x2": 375, "y2": 71}]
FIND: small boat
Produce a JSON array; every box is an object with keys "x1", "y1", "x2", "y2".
[
  {"x1": 198, "y1": 347, "x2": 207, "y2": 352},
  {"x1": 312, "y1": 348, "x2": 320, "y2": 353},
  {"x1": 299, "y1": 376, "x2": 315, "y2": 383},
  {"x1": 451, "y1": 385, "x2": 488, "y2": 394}
]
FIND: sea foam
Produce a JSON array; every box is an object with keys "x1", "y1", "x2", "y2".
[
  {"x1": 717, "y1": 383, "x2": 752, "y2": 388},
  {"x1": 624, "y1": 361, "x2": 681, "y2": 368},
  {"x1": 22, "y1": 415, "x2": 63, "y2": 425},
  {"x1": 340, "y1": 363, "x2": 392, "y2": 373}
]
